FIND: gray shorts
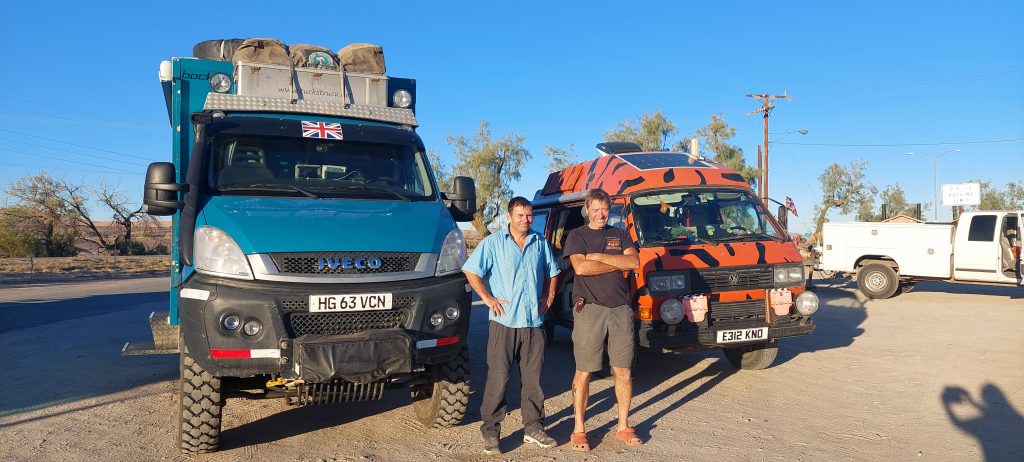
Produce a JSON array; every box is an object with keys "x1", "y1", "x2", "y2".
[{"x1": 571, "y1": 303, "x2": 635, "y2": 373}]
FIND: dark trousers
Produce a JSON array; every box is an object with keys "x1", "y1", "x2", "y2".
[{"x1": 480, "y1": 321, "x2": 546, "y2": 438}]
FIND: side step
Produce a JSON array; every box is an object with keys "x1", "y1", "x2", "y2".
[{"x1": 122, "y1": 311, "x2": 180, "y2": 356}]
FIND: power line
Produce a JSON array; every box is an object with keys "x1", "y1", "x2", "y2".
[
  {"x1": 0, "y1": 105, "x2": 162, "y2": 133},
  {"x1": 0, "y1": 137, "x2": 151, "y2": 167},
  {"x1": 0, "y1": 93, "x2": 162, "y2": 130},
  {"x1": 0, "y1": 159, "x2": 137, "y2": 176},
  {"x1": 0, "y1": 128, "x2": 155, "y2": 161},
  {"x1": 0, "y1": 148, "x2": 143, "y2": 174},
  {"x1": 776, "y1": 137, "x2": 1024, "y2": 147}
]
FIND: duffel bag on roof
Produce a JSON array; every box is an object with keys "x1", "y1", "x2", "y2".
[
  {"x1": 192, "y1": 39, "x2": 245, "y2": 61},
  {"x1": 233, "y1": 38, "x2": 290, "y2": 66},
  {"x1": 290, "y1": 44, "x2": 339, "y2": 70},
  {"x1": 338, "y1": 43, "x2": 385, "y2": 74}
]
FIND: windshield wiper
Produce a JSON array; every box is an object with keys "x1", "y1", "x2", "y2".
[
  {"x1": 334, "y1": 184, "x2": 412, "y2": 201},
  {"x1": 718, "y1": 232, "x2": 786, "y2": 243},
  {"x1": 646, "y1": 235, "x2": 719, "y2": 247},
  {"x1": 221, "y1": 184, "x2": 322, "y2": 199}
]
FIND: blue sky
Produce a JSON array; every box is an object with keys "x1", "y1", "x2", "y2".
[{"x1": 0, "y1": 1, "x2": 1021, "y2": 233}]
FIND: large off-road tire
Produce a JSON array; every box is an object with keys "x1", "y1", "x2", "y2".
[
  {"x1": 857, "y1": 263, "x2": 900, "y2": 299},
  {"x1": 723, "y1": 341, "x2": 778, "y2": 370},
  {"x1": 178, "y1": 343, "x2": 223, "y2": 454},
  {"x1": 410, "y1": 346, "x2": 470, "y2": 428}
]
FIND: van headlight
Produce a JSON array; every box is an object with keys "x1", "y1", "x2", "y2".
[
  {"x1": 647, "y1": 271, "x2": 690, "y2": 294},
  {"x1": 435, "y1": 229, "x2": 467, "y2": 276},
  {"x1": 795, "y1": 291, "x2": 819, "y2": 316},
  {"x1": 659, "y1": 299, "x2": 685, "y2": 325},
  {"x1": 194, "y1": 226, "x2": 253, "y2": 280},
  {"x1": 774, "y1": 264, "x2": 805, "y2": 287}
]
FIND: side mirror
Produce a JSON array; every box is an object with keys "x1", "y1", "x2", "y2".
[
  {"x1": 445, "y1": 176, "x2": 476, "y2": 222},
  {"x1": 143, "y1": 162, "x2": 188, "y2": 216},
  {"x1": 777, "y1": 205, "x2": 789, "y2": 231}
]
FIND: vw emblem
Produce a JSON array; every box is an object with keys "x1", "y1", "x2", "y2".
[{"x1": 727, "y1": 273, "x2": 740, "y2": 285}]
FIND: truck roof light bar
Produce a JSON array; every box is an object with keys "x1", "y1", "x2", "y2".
[{"x1": 203, "y1": 93, "x2": 419, "y2": 127}]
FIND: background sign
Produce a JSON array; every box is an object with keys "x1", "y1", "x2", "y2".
[{"x1": 942, "y1": 182, "x2": 981, "y2": 206}]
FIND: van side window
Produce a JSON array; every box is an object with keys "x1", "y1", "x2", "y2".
[
  {"x1": 608, "y1": 201, "x2": 626, "y2": 230},
  {"x1": 552, "y1": 206, "x2": 585, "y2": 251},
  {"x1": 967, "y1": 215, "x2": 997, "y2": 242},
  {"x1": 531, "y1": 210, "x2": 549, "y2": 236}
]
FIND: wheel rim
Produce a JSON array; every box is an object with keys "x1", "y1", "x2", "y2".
[{"x1": 866, "y1": 271, "x2": 887, "y2": 291}]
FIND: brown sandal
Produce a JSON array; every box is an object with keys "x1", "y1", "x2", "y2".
[
  {"x1": 570, "y1": 432, "x2": 590, "y2": 452},
  {"x1": 615, "y1": 427, "x2": 644, "y2": 446}
]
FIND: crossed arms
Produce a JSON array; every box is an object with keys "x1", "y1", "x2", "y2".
[{"x1": 568, "y1": 248, "x2": 639, "y2": 276}]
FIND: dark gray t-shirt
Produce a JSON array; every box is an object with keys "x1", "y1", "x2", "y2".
[{"x1": 563, "y1": 225, "x2": 637, "y2": 307}]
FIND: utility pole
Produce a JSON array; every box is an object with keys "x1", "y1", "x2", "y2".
[{"x1": 746, "y1": 92, "x2": 793, "y2": 204}]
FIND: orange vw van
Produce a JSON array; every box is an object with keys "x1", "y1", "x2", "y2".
[{"x1": 531, "y1": 142, "x2": 817, "y2": 369}]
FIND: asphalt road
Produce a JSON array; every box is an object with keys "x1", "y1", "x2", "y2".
[{"x1": 0, "y1": 276, "x2": 1021, "y2": 461}]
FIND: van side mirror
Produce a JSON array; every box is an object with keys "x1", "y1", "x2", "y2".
[
  {"x1": 777, "y1": 205, "x2": 789, "y2": 231},
  {"x1": 445, "y1": 176, "x2": 476, "y2": 222},
  {"x1": 143, "y1": 162, "x2": 188, "y2": 216}
]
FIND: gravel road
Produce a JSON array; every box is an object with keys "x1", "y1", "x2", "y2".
[{"x1": 0, "y1": 277, "x2": 1021, "y2": 461}]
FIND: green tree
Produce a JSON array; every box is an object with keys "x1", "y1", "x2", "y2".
[
  {"x1": 972, "y1": 180, "x2": 1024, "y2": 210},
  {"x1": 604, "y1": 109, "x2": 678, "y2": 151},
  {"x1": 4, "y1": 173, "x2": 81, "y2": 256},
  {"x1": 812, "y1": 160, "x2": 876, "y2": 243},
  {"x1": 543, "y1": 144, "x2": 579, "y2": 172},
  {"x1": 447, "y1": 120, "x2": 531, "y2": 236},
  {"x1": 694, "y1": 114, "x2": 759, "y2": 185}
]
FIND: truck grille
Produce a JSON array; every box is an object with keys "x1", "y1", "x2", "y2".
[
  {"x1": 286, "y1": 310, "x2": 409, "y2": 336},
  {"x1": 279, "y1": 296, "x2": 417, "y2": 336},
  {"x1": 269, "y1": 252, "x2": 421, "y2": 275},
  {"x1": 709, "y1": 299, "x2": 767, "y2": 327},
  {"x1": 690, "y1": 266, "x2": 773, "y2": 294}
]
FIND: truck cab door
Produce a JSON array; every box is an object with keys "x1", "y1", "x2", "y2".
[
  {"x1": 994, "y1": 213, "x2": 1021, "y2": 285},
  {"x1": 953, "y1": 214, "x2": 1001, "y2": 282}
]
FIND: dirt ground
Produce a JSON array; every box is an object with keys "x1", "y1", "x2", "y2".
[{"x1": 0, "y1": 277, "x2": 1021, "y2": 461}]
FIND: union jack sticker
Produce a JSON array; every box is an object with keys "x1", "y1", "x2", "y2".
[{"x1": 301, "y1": 121, "x2": 344, "y2": 140}]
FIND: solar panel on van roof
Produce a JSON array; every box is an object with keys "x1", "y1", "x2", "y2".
[{"x1": 617, "y1": 153, "x2": 714, "y2": 170}]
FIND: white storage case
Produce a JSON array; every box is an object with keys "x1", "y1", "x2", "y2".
[{"x1": 234, "y1": 62, "x2": 388, "y2": 106}]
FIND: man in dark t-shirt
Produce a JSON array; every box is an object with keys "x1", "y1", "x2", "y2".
[{"x1": 563, "y1": 189, "x2": 643, "y2": 451}]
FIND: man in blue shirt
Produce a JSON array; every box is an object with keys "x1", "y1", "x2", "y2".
[{"x1": 463, "y1": 196, "x2": 561, "y2": 455}]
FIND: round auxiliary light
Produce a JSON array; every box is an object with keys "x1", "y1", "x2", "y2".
[
  {"x1": 444, "y1": 306, "x2": 460, "y2": 320},
  {"x1": 430, "y1": 312, "x2": 444, "y2": 327},
  {"x1": 209, "y1": 73, "x2": 232, "y2": 93},
  {"x1": 222, "y1": 315, "x2": 240, "y2": 331},
  {"x1": 392, "y1": 89, "x2": 412, "y2": 108},
  {"x1": 671, "y1": 275, "x2": 686, "y2": 289},
  {"x1": 795, "y1": 291, "x2": 819, "y2": 316},
  {"x1": 659, "y1": 299, "x2": 685, "y2": 325},
  {"x1": 242, "y1": 320, "x2": 262, "y2": 336}
]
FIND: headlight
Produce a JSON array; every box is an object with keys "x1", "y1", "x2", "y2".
[
  {"x1": 209, "y1": 72, "x2": 232, "y2": 93},
  {"x1": 194, "y1": 226, "x2": 253, "y2": 280},
  {"x1": 774, "y1": 264, "x2": 804, "y2": 287},
  {"x1": 435, "y1": 229, "x2": 467, "y2": 276},
  {"x1": 795, "y1": 291, "x2": 819, "y2": 316},
  {"x1": 242, "y1": 320, "x2": 262, "y2": 336},
  {"x1": 429, "y1": 312, "x2": 444, "y2": 327},
  {"x1": 647, "y1": 271, "x2": 690, "y2": 294},
  {"x1": 659, "y1": 299, "x2": 685, "y2": 325},
  {"x1": 222, "y1": 315, "x2": 240, "y2": 331},
  {"x1": 444, "y1": 306, "x2": 460, "y2": 320},
  {"x1": 392, "y1": 89, "x2": 412, "y2": 108}
]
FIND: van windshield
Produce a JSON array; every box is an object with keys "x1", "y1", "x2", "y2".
[
  {"x1": 206, "y1": 134, "x2": 436, "y2": 201},
  {"x1": 632, "y1": 189, "x2": 783, "y2": 246}
]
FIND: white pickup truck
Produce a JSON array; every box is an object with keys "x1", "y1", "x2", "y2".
[{"x1": 819, "y1": 211, "x2": 1022, "y2": 298}]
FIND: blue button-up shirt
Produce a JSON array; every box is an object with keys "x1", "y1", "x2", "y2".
[{"x1": 462, "y1": 227, "x2": 561, "y2": 328}]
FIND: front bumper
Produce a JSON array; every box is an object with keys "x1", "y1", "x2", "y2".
[
  {"x1": 638, "y1": 309, "x2": 815, "y2": 348},
  {"x1": 178, "y1": 273, "x2": 470, "y2": 378}
]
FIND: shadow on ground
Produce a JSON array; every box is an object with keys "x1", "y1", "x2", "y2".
[{"x1": 942, "y1": 383, "x2": 1024, "y2": 462}]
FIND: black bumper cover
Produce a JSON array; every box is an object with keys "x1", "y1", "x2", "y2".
[{"x1": 179, "y1": 273, "x2": 470, "y2": 378}]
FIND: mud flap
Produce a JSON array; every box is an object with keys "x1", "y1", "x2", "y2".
[{"x1": 293, "y1": 329, "x2": 413, "y2": 384}]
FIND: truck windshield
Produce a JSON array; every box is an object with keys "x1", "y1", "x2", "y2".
[
  {"x1": 206, "y1": 134, "x2": 435, "y2": 201},
  {"x1": 632, "y1": 189, "x2": 783, "y2": 246}
]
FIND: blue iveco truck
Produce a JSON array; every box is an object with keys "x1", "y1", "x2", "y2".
[{"x1": 124, "y1": 39, "x2": 477, "y2": 453}]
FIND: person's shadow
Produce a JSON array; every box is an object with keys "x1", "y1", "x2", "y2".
[{"x1": 942, "y1": 384, "x2": 1024, "y2": 461}]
